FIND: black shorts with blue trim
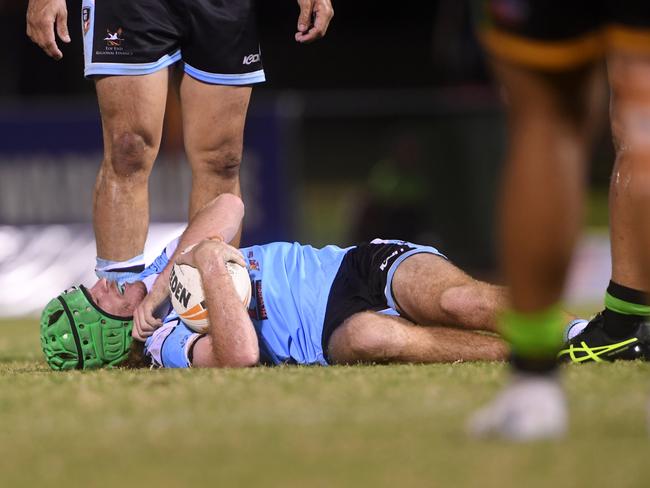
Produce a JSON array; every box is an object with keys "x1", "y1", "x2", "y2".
[
  {"x1": 81, "y1": 0, "x2": 264, "y2": 85},
  {"x1": 474, "y1": 0, "x2": 650, "y2": 70},
  {"x1": 321, "y1": 239, "x2": 446, "y2": 361}
]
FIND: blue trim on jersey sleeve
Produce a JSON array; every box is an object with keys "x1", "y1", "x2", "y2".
[
  {"x1": 160, "y1": 322, "x2": 197, "y2": 368},
  {"x1": 132, "y1": 244, "x2": 171, "y2": 284},
  {"x1": 146, "y1": 247, "x2": 171, "y2": 276},
  {"x1": 84, "y1": 50, "x2": 182, "y2": 77},
  {"x1": 184, "y1": 63, "x2": 266, "y2": 85},
  {"x1": 384, "y1": 244, "x2": 447, "y2": 311}
]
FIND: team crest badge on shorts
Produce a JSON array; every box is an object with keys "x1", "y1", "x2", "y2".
[
  {"x1": 82, "y1": 7, "x2": 91, "y2": 35},
  {"x1": 94, "y1": 25, "x2": 133, "y2": 59},
  {"x1": 104, "y1": 28, "x2": 125, "y2": 47}
]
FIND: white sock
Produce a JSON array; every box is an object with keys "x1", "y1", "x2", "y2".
[{"x1": 565, "y1": 319, "x2": 589, "y2": 342}]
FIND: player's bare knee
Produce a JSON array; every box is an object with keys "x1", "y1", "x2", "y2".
[
  {"x1": 107, "y1": 131, "x2": 153, "y2": 178},
  {"x1": 440, "y1": 285, "x2": 472, "y2": 321},
  {"x1": 336, "y1": 314, "x2": 394, "y2": 363},
  {"x1": 610, "y1": 61, "x2": 650, "y2": 153},
  {"x1": 346, "y1": 326, "x2": 385, "y2": 361},
  {"x1": 197, "y1": 147, "x2": 242, "y2": 181},
  {"x1": 612, "y1": 121, "x2": 650, "y2": 201},
  {"x1": 439, "y1": 284, "x2": 490, "y2": 327},
  {"x1": 612, "y1": 104, "x2": 650, "y2": 154}
]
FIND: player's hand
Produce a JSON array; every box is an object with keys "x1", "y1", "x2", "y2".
[
  {"x1": 295, "y1": 0, "x2": 334, "y2": 43},
  {"x1": 26, "y1": 0, "x2": 70, "y2": 60},
  {"x1": 133, "y1": 271, "x2": 172, "y2": 340},
  {"x1": 133, "y1": 291, "x2": 165, "y2": 341},
  {"x1": 176, "y1": 239, "x2": 246, "y2": 271}
]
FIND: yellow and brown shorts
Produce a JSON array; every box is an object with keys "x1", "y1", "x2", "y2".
[{"x1": 475, "y1": 0, "x2": 650, "y2": 70}]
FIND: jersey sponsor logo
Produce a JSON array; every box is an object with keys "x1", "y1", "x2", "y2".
[
  {"x1": 243, "y1": 53, "x2": 261, "y2": 65},
  {"x1": 82, "y1": 7, "x2": 91, "y2": 35},
  {"x1": 379, "y1": 250, "x2": 400, "y2": 271},
  {"x1": 169, "y1": 266, "x2": 192, "y2": 309},
  {"x1": 248, "y1": 280, "x2": 268, "y2": 321}
]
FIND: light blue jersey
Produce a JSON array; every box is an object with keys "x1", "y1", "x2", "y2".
[
  {"x1": 142, "y1": 239, "x2": 443, "y2": 368},
  {"x1": 241, "y1": 242, "x2": 350, "y2": 365},
  {"x1": 144, "y1": 241, "x2": 350, "y2": 367}
]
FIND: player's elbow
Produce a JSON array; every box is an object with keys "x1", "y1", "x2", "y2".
[
  {"x1": 440, "y1": 285, "x2": 478, "y2": 321},
  {"x1": 226, "y1": 193, "x2": 245, "y2": 219},
  {"x1": 219, "y1": 352, "x2": 260, "y2": 368},
  {"x1": 329, "y1": 313, "x2": 396, "y2": 364},
  {"x1": 236, "y1": 347, "x2": 259, "y2": 367},
  {"x1": 213, "y1": 193, "x2": 245, "y2": 219},
  {"x1": 217, "y1": 348, "x2": 259, "y2": 368}
]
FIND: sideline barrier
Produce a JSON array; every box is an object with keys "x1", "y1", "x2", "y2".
[{"x1": 0, "y1": 223, "x2": 183, "y2": 317}]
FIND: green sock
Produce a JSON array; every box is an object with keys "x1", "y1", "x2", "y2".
[
  {"x1": 500, "y1": 304, "x2": 565, "y2": 358},
  {"x1": 605, "y1": 293, "x2": 650, "y2": 316},
  {"x1": 603, "y1": 281, "x2": 650, "y2": 338}
]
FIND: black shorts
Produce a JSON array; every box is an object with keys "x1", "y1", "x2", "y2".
[
  {"x1": 320, "y1": 239, "x2": 446, "y2": 361},
  {"x1": 81, "y1": 0, "x2": 264, "y2": 84},
  {"x1": 474, "y1": 0, "x2": 650, "y2": 70}
]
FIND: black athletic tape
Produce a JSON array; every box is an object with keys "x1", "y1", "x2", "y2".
[{"x1": 99, "y1": 264, "x2": 146, "y2": 274}]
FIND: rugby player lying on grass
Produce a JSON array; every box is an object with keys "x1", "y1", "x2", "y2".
[{"x1": 40, "y1": 194, "x2": 585, "y2": 370}]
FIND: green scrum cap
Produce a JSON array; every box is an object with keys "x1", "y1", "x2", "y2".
[{"x1": 40, "y1": 286, "x2": 133, "y2": 370}]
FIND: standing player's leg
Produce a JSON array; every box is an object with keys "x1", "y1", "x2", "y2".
[
  {"x1": 608, "y1": 54, "x2": 650, "y2": 328},
  {"x1": 81, "y1": 0, "x2": 182, "y2": 281},
  {"x1": 562, "y1": 54, "x2": 650, "y2": 361},
  {"x1": 495, "y1": 61, "x2": 597, "y2": 353},
  {"x1": 180, "y1": 76, "x2": 252, "y2": 247},
  {"x1": 468, "y1": 61, "x2": 599, "y2": 440},
  {"x1": 175, "y1": 0, "x2": 262, "y2": 248},
  {"x1": 328, "y1": 311, "x2": 508, "y2": 364},
  {"x1": 94, "y1": 71, "x2": 169, "y2": 276}
]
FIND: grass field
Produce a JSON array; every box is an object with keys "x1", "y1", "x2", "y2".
[{"x1": 2, "y1": 318, "x2": 650, "y2": 488}]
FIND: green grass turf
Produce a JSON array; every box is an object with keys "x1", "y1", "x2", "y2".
[{"x1": 2, "y1": 318, "x2": 650, "y2": 488}]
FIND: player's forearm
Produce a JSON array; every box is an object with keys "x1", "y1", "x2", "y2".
[
  {"x1": 146, "y1": 274, "x2": 171, "y2": 310},
  {"x1": 152, "y1": 194, "x2": 246, "y2": 304},
  {"x1": 180, "y1": 193, "x2": 244, "y2": 249},
  {"x1": 200, "y1": 261, "x2": 259, "y2": 367}
]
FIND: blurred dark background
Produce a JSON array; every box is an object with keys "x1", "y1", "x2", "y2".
[
  {"x1": 0, "y1": 0, "x2": 614, "y2": 280},
  {"x1": 2, "y1": 0, "x2": 487, "y2": 95}
]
